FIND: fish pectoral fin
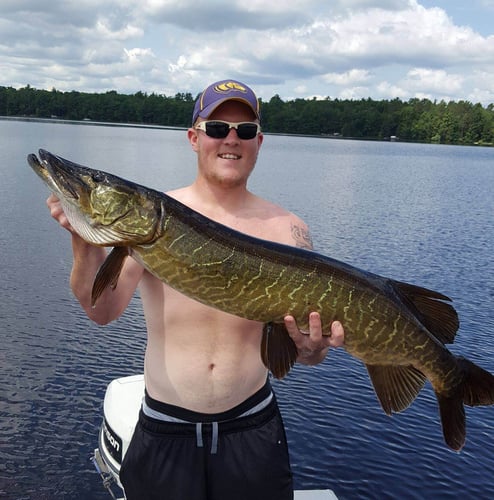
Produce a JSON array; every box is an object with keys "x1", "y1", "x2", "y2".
[
  {"x1": 366, "y1": 364, "x2": 427, "y2": 414},
  {"x1": 261, "y1": 322, "x2": 298, "y2": 380},
  {"x1": 91, "y1": 246, "x2": 129, "y2": 307},
  {"x1": 393, "y1": 281, "x2": 459, "y2": 344}
]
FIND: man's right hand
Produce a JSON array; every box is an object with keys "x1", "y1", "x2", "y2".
[{"x1": 46, "y1": 193, "x2": 74, "y2": 232}]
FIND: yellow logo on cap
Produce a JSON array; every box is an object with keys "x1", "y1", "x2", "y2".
[{"x1": 214, "y1": 82, "x2": 247, "y2": 93}]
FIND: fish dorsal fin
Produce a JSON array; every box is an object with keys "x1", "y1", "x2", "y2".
[
  {"x1": 393, "y1": 281, "x2": 459, "y2": 344},
  {"x1": 261, "y1": 323, "x2": 298, "y2": 379},
  {"x1": 91, "y1": 247, "x2": 129, "y2": 307},
  {"x1": 366, "y1": 364, "x2": 427, "y2": 414}
]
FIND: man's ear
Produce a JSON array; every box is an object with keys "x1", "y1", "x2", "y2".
[{"x1": 187, "y1": 127, "x2": 199, "y2": 152}]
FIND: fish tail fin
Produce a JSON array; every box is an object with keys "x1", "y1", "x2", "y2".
[
  {"x1": 436, "y1": 357, "x2": 494, "y2": 451},
  {"x1": 458, "y1": 356, "x2": 494, "y2": 406},
  {"x1": 261, "y1": 323, "x2": 298, "y2": 379},
  {"x1": 436, "y1": 393, "x2": 465, "y2": 451}
]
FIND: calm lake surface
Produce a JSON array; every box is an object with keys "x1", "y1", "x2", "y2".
[{"x1": 1, "y1": 118, "x2": 493, "y2": 499}]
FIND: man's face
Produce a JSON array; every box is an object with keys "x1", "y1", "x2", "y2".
[{"x1": 188, "y1": 100, "x2": 263, "y2": 188}]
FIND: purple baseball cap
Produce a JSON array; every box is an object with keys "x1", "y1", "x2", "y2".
[{"x1": 192, "y1": 79, "x2": 260, "y2": 124}]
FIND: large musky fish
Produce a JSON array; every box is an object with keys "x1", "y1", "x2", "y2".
[{"x1": 28, "y1": 149, "x2": 494, "y2": 451}]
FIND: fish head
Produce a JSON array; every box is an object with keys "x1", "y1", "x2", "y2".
[{"x1": 28, "y1": 149, "x2": 162, "y2": 246}]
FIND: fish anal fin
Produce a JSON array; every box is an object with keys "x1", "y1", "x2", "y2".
[
  {"x1": 394, "y1": 281, "x2": 459, "y2": 344},
  {"x1": 366, "y1": 364, "x2": 427, "y2": 415},
  {"x1": 91, "y1": 246, "x2": 129, "y2": 307},
  {"x1": 261, "y1": 323, "x2": 298, "y2": 379}
]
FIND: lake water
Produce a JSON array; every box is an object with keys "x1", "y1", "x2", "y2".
[{"x1": 1, "y1": 118, "x2": 493, "y2": 499}]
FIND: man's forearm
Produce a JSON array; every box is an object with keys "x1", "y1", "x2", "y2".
[{"x1": 69, "y1": 235, "x2": 109, "y2": 321}]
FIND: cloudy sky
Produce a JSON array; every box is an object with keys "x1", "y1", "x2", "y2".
[{"x1": 1, "y1": 0, "x2": 494, "y2": 104}]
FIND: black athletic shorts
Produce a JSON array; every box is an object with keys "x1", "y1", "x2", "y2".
[{"x1": 120, "y1": 380, "x2": 293, "y2": 500}]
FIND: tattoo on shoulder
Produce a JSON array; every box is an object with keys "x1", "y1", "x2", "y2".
[{"x1": 291, "y1": 223, "x2": 313, "y2": 250}]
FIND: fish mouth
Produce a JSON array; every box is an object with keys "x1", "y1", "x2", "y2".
[{"x1": 27, "y1": 149, "x2": 87, "y2": 200}]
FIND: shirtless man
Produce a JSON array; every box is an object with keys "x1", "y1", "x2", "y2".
[{"x1": 47, "y1": 80, "x2": 344, "y2": 500}]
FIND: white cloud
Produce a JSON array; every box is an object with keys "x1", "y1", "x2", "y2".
[
  {"x1": 124, "y1": 47, "x2": 155, "y2": 64},
  {"x1": 376, "y1": 81, "x2": 409, "y2": 100},
  {"x1": 168, "y1": 55, "x2": 187, "y2": 74},
  {"x1": 405, "y1": 68, "x2": 464, "y2": 94},
  {"x1": 339, "y1": 86, "x2": 372, "y2": 100},
  {"x1": 322, "y1": 69, "x2": 371, "y2": 86}
]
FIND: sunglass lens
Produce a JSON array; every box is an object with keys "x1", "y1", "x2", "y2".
[
  {"x1": 237, "y1": 124, "x2": 258, "y2": 140},
  {"x1": 205, "y1": 122, "x2": 230, "y2": 138}
]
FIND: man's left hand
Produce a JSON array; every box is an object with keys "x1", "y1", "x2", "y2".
[{"x1": 284, "y1": 312, "x2": 344, "y2": 365}]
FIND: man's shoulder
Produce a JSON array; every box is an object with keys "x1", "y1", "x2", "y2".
[
  {"x1": 249, "y1": 193, "x2": 293, "y2": 217},
  {"x1": 249, "y1": 195, "x2": 312, "y2": 249},
  {"x1": 257, "y1": 196, "x2": 307, "y2": 225}
]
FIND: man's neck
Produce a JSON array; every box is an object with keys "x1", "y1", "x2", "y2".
[{"x1": 190, "y1": 178, "x2": 253, "y2": 215}]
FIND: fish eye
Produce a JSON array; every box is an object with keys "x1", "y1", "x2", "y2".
[{"x1": 91, "y1": 171, "x2": 105, "y2": 183}]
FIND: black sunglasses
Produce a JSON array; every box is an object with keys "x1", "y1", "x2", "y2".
[{"x1": 195, "y1": 120, "x2": 261, "y2": 140}]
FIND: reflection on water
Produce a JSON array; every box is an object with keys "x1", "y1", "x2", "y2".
[{"x1": 1, "y1": 119, "x2": 493, "y2": 499}]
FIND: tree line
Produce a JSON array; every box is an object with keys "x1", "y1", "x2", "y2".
[{"x1": 1, "y1": 85, "x2": 493, "y2": 145}]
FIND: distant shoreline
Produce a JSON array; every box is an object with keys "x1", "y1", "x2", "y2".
[
  {"x1": 0, "y1": 115, "x2": 187, "y2": 132},
  {"x1": 1, "y1": 115, "x2": 492, "y2": 147}
]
